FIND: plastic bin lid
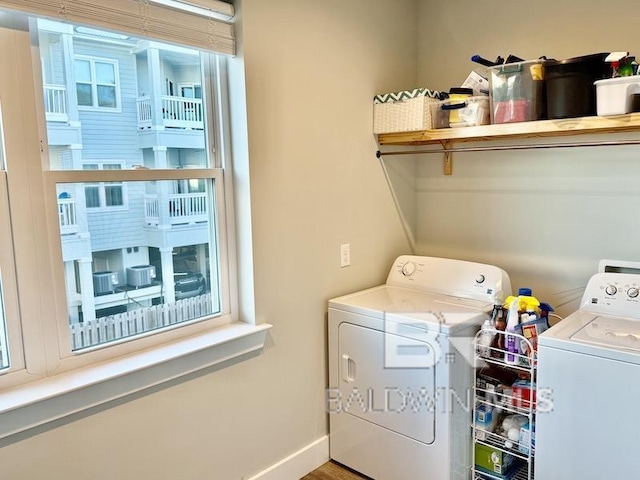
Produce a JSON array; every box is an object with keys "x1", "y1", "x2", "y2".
[
  {"x1": 449, "y1": 87, "x2": 473, "y2": 95},
  {"x1": 545, "y1": 52, "x2": 609, "y2": 66}
]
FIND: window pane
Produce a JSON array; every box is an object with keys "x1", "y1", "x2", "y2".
[
  {"x1": 39, "y1": 23, "x2": 208, "y2": 170},
  {"x1": 76, "y1": 83, "x2": 92, "y2": 106},
  {"x1": 104, "y1": 184, "x2": 123, "y2": 206},
  {"x1": 95, "y1": 62, "x2": 115, "y2": 84},
  {"x1": 56, "y1": 180, "x2": 219, "y2": 351},
  {"x1": 74, "y1": 59, "x2": 91, "y2": 82},
  {"x1": 0, "y1": 272, "x2": 9, "y2": 371},
  {"x1": 97, "y1": 85, "x2": 116, "y2": 108},
  {"x1": 85, "y1": 185, "x2": 100, "y2": 208}
]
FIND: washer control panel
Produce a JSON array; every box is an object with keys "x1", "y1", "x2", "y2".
[
  {"x1": 386, "y1": 255, "x2": 511, "y2": 304},
  {"x1": 582, "y1": 272, "x2": 640, "y2": 318}
]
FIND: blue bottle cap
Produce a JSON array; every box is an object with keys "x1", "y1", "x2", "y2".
[
  {"x1": 539, "y1": 302, "x2": 555, "y2": 312},
  {"x1": 518, "y1": 287, "x2": 532, "y2": 296}
]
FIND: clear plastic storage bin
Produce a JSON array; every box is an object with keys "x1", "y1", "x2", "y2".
[
  {"x1": 430, "y1": 96, "x2": 490, "y2": 128},
  {"x1": 490, "y1": 60, "x2": 545, "y2": 124}
]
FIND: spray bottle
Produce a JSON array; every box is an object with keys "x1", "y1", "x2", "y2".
[
  {"x1": 478, "y1": 305, "x2": 500, "y2": 358},
  {"x1": 504, "y1": 296, "x2": 520, "y2": 365},
  {"x1": 504, "y1": 288, "x2": 540, "y2": 365}
]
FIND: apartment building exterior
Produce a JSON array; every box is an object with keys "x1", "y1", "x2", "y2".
[{"x1": 40, "y1": 19, "x2": 214, "y2": 347}]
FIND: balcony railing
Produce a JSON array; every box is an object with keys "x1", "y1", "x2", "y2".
[
  {"x1": 58, "y1": 197, "x2": 78, "y2": 235},
  {"x1": 136, "y1": 95, "x2": 204, "y2": 130},
  {"x1": 144, "y1": 193, "x2": 208, "y2": 226},
  {"x1": 44, "y1": 84, "x2": 69, "y2": 122}
]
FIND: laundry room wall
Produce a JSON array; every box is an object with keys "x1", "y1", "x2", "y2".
[
  {"x1": 0, "y1": 1, "x2": 415, "y2": 480},
  {"x1": 410, "y1": 0, "x2": 640, "y2": 316}
]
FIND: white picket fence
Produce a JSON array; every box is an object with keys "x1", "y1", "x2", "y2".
[{"x1": 70, "y1": 293, "x2": 213, "y2": 350}]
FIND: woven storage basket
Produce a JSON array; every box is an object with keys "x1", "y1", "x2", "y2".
[{"x1": 373, "y1": 88, "x2": 445, "y2": 134}]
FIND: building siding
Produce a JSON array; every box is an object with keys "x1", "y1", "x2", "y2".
[{"x1": 73, "y1": 41, "x2": 146, "y2": 251}]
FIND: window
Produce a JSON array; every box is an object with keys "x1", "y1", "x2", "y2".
[
  {"x1": 179, "y1": 83, "x2": 202, "y2": 99},
  {"x1": 43, "y1": 25, "x2": 226, "y2": 356},
  {"x1": 0, "y1": 282, "x2": 8, "y2": 371},
  {"x1": 82, "y1": 163, "x2": 126, "y2": 208},
  {"x1": 74, "y1": 56, "x2": 119, "y2": 109},
  {"x1": 0, "y1": 5, "x2": 269, "y2": 434}
]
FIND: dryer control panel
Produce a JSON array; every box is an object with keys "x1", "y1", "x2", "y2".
[
  {"x1": 386, "y1": 255, "x2": 511, "y2": 304},
  {"x1": 581, "y1": 272, "x2": 640, "y2": 318}
]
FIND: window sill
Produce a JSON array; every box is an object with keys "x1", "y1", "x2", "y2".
[{"x1": 0, "y1": 321, "x2": 272, "y2": 440}]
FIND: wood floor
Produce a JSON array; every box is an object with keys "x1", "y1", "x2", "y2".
[{"x1": 301, "y1": 461, "x2": 371, "y2": 480}]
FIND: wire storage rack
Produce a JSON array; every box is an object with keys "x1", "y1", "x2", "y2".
[{"x1": 472, "y1": 330, "x2": 536, "y2": 480}]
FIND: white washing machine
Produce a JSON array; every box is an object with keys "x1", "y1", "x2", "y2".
[
  {"x1": 328, "y1": 255, "x2": 511, "y2": 480},
  {"x1": 536, "y1": 271, "x2": 640, "y2": 479}
]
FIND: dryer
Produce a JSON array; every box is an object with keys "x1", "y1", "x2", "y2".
[
  {"x1": 328, "y1": 255, "x2": 511, "y2": 480},
  {"x1": 536, "y1": 271, "x2": 640, "y2": 479}
]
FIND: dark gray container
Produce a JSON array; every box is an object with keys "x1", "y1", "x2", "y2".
[{"x1": 545, "y1": 53, "x2": 610, "y2": 119}]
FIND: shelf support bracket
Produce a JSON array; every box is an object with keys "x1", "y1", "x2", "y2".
[{"x1": 442, "y1": 141, "x2": 453, "y2": 175}]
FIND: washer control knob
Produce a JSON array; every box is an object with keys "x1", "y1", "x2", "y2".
[
  {"x1": 476, "y1": 274, "x2": 486, "y2": 284},
  {"x1": 628, "y1": 287, "x2": 640, "y2": 298},
  {"x1": 605, "y1": 284, "x2": 618, "y2": 296},
  {"x1": 401, "y1": 262, "x2": 416, "y2": 277}
]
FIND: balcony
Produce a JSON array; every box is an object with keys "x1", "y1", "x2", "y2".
[
  {"x1": 137, "y1": 95, "x2": 204, "y2": 130},
  {"x1": 44, "y1": 84, "x2": 69, "y2": 122},
  {"x1": 58, "y1": 197, "x2": 78, "y2": 235},
  {"x1": 144, "y1": 193, "x2": 208, "y2": 226}
]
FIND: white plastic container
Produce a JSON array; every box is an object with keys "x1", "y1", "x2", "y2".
[{"x1": 595, "y1": 76, "x2": 640, "y2": 116}]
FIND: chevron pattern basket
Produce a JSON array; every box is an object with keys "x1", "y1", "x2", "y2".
[{"x1": 373, "y1": 88, "x2": 446, "y2": 134}]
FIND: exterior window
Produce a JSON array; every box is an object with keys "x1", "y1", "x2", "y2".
[
  {"x1": 0, "y1": 277, "x2": 8, "y2": 371},
  {"x1": 64, "y1": 179, "x2": 217, "y2": 351},
  {"x1": 75, "y1": 57, "x2": 119, "y2": 109},
  {"x1": 0, "y1": 5, "x2": 269, "y2": 442},
  {"x1": 0, "y1": 99, "x2": 25, "y2": 378},
  {"x1": 179, "y1": 84, "x2": 202, "y2": 99},
  {"x1": 0, "y1": 13, "x2": 236, "y2": 382},
  {"x1": 83, "y1": 163, "x2": 125, "y2": 208},
  {"x1": 48, "y1": 27, "x2": 221, "y2": 353}
]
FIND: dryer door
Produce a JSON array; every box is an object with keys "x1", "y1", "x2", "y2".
[{"x1": 338, "y1": 322, "x2": 436, "y2": 444}]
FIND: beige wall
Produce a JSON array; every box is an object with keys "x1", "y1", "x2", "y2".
[
  {"x1": 0, "y1": 1, "x2": 414, "y2": 479},
  {"x1": 410, "y1": 0, "x2": 640, "y2": 316}
]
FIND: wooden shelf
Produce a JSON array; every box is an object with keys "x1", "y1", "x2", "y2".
[{"x1": 377, "y1": 113, "x2": 640, "y2": 146}]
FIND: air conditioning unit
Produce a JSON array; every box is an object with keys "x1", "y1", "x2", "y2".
[
  {"x1": 126, "y1": 265, "x2": 156, "y2": 288},
  {"x1": 93, "y1": 271, "x2": 119, "y2": 295}
]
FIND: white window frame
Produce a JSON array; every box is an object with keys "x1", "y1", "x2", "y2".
[
  {"x1": 178, "y1": 82, "x2": 202, "y2": 99},
  {"x1": 0, "y1": 173, "x2": 26, "y2": 377},
  {"x1": 82, "y1": 161, "x2": 128, "y2": 210},
  {"x1": 0, "y1": 13, "x2": 269, "y2": 440},
  {"x1": 74, "y1": 55, "x2": 121, "y2": 112}
]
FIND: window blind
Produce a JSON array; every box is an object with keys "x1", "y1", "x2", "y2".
[{"x1": 0, "y1": 0, "x2": 235, "y2": 55}]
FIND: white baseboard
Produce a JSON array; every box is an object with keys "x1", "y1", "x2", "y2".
[{"x1": 246, "y1": 436, "x2": 329, "y2": 480}]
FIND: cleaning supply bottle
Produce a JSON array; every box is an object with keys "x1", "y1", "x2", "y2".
[
  {"x1": 490, "y1": 306, "x2": 507, "y2": 359},
  {"x1": 612, "y1": 60, "x2": 621, "y2": 78},
  {"x1": 478, "y1": 305, "x2": 499, "y2": 358},
  {"x1": 503, "y1": 288, "x2": 539, "y2": 364},
  {"x1": 521, "y1": 294, "x2": 540, "y2": 321},
  {"x1": 504, "y1": 295, "x2": 520, "y2": 365}
]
